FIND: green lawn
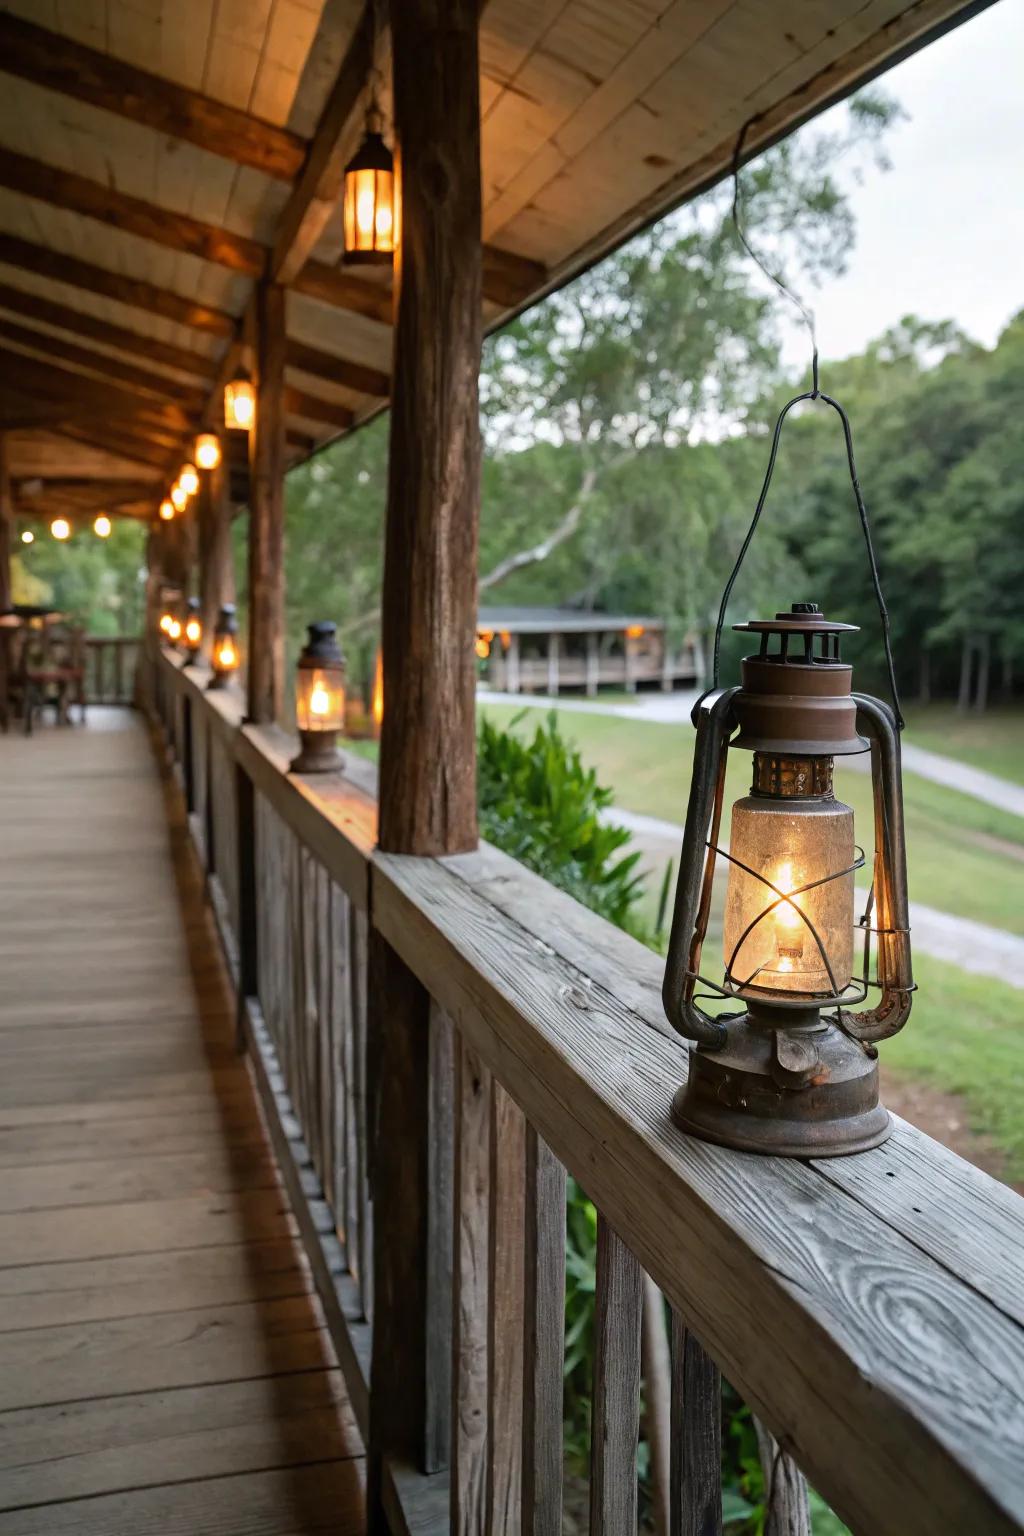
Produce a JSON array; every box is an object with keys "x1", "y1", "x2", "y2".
[
  {"x1": 479, "y1": 702, "x2": 1024, "y2": 936},
  {"x1": 902, "y1": 703, "x2": 1024, "y2": 786}
]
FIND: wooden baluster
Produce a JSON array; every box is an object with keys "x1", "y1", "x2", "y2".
[
  {"x1": 643, "y1": 1272, "x2": 672, "y2": 1536},
  {"x1": 452, "y1": 1032, "x2": 491, "y2": 1535},
  {"x1": 425, "y1": 1001, "x2": 454, "y2": 1470},
  {"x1": 522, "y1": 1126, "x2": 565, "y2": 1536},
  {"x1": 670, "y1": 1312, "x2": 722, "y2": 1536},
  {"x1": 235, "y1": 764, "x2": 258, "y2": 1051},
  {"x1": 351, "y1": 905, "x2": 372, "y2": 1318},
  {"x1": 590, "y1": 1215, "x2": 642, "y2": 1534},
  {"x1": 115, "y1": 635, "x2": 124, "y2": 702},
  {"x1": 487, "y1": 1082, "x2": 526, "y2": 1528},
  {"x1": 755, "y1": 1421, "x2": 811, "y2": 1536}
]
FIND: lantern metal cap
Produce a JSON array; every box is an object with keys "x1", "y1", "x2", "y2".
[
  {"x1": 298, "y1": 620, "x2": 345, "y2": 667},
  {"x1": 216, "y1": 603, "x2": 238, "y2": 634},
  {"x1": 731, "y1": 601, "x2": 869, "y2": 756},
  {"x1": 345, "y1": 128, "x2": 393, "y2": 177}
]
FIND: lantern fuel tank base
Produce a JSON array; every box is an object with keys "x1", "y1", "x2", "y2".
[{"x1": 671, "y1": 1013, "x2": 892, "y2": 1157}]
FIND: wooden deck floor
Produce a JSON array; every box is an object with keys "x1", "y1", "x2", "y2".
[{"x1": 0, "y1": 711, "x2": 365, "y2": 1532}]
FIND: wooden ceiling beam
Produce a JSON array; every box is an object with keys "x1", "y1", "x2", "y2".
[
  {"x1": 0, "y1": 13, "x2": 306, "y2": 183},
  {"x1": 270, "y1": 6, "x2": 373, "y2": 285},
  {"x1": 291, "y1": 262, "x2": 394, "y2": 324},
  {"x1": 0, "y1": 234, "x2": 235, "y2": 337},
  {"x1": 0, "y1": 316, "x2": 207, "y2": 410},
  {"x1": 284, "y1": 386, "x2": 354, "y2": 431},
  {"x1": 0, "y1": 148, "x2": 266, "y2": 278},
  {"x1": 0, "y1": 353, "x2": 195, "y2": 439},
  {"x1": 0, "y1": 282, "x2": 218, "y2": 381},
  {"x1": 286, "y1": 337, "x2": 389, "y2": 398},
  {"x1": 15, "y1": 477, "x2": 159, "y2": 509},
  {"x1": 50, "y1": 424, "x2": 175, "y2": 473}
]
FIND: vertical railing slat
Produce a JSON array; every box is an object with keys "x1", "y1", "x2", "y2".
[
  {"x1": 452, "y1": 1032, "x2": 491, "y2": 1536},
  {"x1": 589, "y1": 1215, "x2": 642, "y2": 1534},
  {"x1": 522, "y1": 1126, "x2": 565, "y2": 1536},
  {"x1": 425, "y1": 1001, "x2": 454, "y2": 1472},
  {"x1": 670, "y1": 1312, "x2": 723, "y2": 1536},
  {"x1": 487, "y1": 1081, "x2": 526, "y2": 1528},
  {"x1": 755, "y1": 1421, "x2": 812, "y2": 1536}
]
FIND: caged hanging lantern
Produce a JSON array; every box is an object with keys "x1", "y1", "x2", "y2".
[
  {"x1": 662, "y1": 392, "x2": 914, "y2": 1157},
  {"x1": 290, "y1": 622, "x2": 346, "y2": 773},
  {"x1": 224, "y1": 369, "x2": 256, "y2": 433},
  {"x1": 195, "y1": 432, "x2": 221, "y2": 471},
  {"x1": 208, "y1": 604, "x2": 240, "y2": 689},
  {"x1": 342, "y1": 107, "x2": 396, "y2": 266}
]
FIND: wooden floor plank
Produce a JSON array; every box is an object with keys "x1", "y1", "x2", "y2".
[
  {"x1": 0, "y1": 1370, "x2": 361, "y2": 1510},
  {"x1": 0, "y1": 1241, "x2": 313, "y2": 1333},
  {"x1": 0, "y1": 1460, "x2": 367, "y2": 1534},
  {"x1": 0, "y1": 712, "x2": 365, "y2": 1530}
]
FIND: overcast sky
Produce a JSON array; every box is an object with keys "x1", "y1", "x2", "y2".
[{"x1": 779, "y1": 0, "x2": 1024, "y2": 371}]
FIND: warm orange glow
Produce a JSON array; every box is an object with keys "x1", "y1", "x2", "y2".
[
  {"x1": 167, "y1": 617, "x2": 182, "y2": 643},
  {"x1": 499, "y1": 631, "x2": 511, "y2": 648},
  {"x1": 342, "y1": 128, "x2": 397, "y2": 264},
  {"x1": 93, "y1": 514, "x2": 112, "y2": 538},
  {"x1": 216, "y1": 637, "x2": 239, "y2": 672},
  {"x1": 224, "y1": 373, "x2": 256, "y2": 432},
  {"x1": 159, "y1": 499, "x2": 175, "y2": 521},
  {"x1": 195, "y1": 432, "x2": 221, "y2": 470},
  {"x1": 179, "y1": 463, "x2": 199, "y2": 497},
  {"x1": 170, "y1": 483, "x2": 188, "y2": 512},
  {"x1": 475, "y1": 636, "x2": 491, "y2": 659},
  {"x1": 625, "y1": 624, "x2": 645, "y2": 640},
  {"x1": 372, "y1": 648, "x2": 384, "y2": 734},
  {"x1": 20, "y1": 529, "x2": 33, "y2": 545},
  {"x1": 159, "y1": 611, "x2": 174, "y2": 635},
  {"x1": 185, "y1": 617, "x2": 202, "y2": 647},
  {"x1": 50, "y1": 517, "x2": 70, "y2": 541},
  {"x1": 310, "y1": 682, "x2": 331, "y2": 716}
]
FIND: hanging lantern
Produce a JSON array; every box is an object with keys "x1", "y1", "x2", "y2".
[
  {"x1": 342, "y1": 110, "x2": 396, "y2": 266},
  {"x1": 93, "y1": 514, "x2": 112, "y2": 538},
  {"x1": 290, "y1": 622, "x2": 347, "y2": 773},
  {"x1": 208, "y1": 604, "x2": 240, "y2": 690},
  {"x1": 159, "y1": 498, "x2": 175, "y2": 522},
  {"x1": 166, "y1": 613, "x2": 182, "y2": 646},
  {"x1": 182, "y1": 597, "x2": 202, "y2": 664},
  {"x1": 224, "y1": 369, "x2": 255, "y2": 433},
  {"x1": 195, "y1": 432, "x2": 222, "y2": 471},
  {"x1": 179, "y1": 463, "x2": 199, "y2": 498},
  {"x1": 158, "y1": 609, "x2": 174, "y2": 639},
  {"x1": 170, "y1": 482, "x2": 188, "y2": 512},
  {"x1": 50, "y1": 517, "x2": 70, "y2": 541}
]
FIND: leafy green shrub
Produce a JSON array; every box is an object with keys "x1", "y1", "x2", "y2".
[{"x1": 477, "y1": 710, "x2": 645, "y2": 931}]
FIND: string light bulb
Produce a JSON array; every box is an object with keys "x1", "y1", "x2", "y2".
[
  {"x1": 170, "y1": 483, "x2": 188, "y2": 512},
  {"x1": 21, "y1": 529, "x2": 34, "y2": 545},
  {"x1": 93, "y1": 514, "x2": 112, "y2": 538},
  {"x1": 159, "y1": 499, "x2": 175, "y2": 521},
  {"x1": 178, "y1": 463, "x2": 199, "y2": 497},
  {"x1": 51, "y1": 517, "x2": 70, "y2": 541},
  {"x1": 195, "y1": 432, "x2": 221, "y2": 471}
]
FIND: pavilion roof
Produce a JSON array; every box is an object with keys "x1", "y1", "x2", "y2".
[{"x1": 0, "y1": 0, "x2": 981, "y2": 525}]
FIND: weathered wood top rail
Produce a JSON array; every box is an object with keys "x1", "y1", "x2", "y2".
[{"x1": 154, "y1": 646, "x2": 1024, "y2": 1536}]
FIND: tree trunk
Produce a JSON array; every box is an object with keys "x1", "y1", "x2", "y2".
[
  {"x1": 918, "y1": 647, "x2": 930, "y2": 705},
  {"x1": 974, "y1": 631, "x2": 990, "y2": 713},
  {"x1": 1000, "y1": 641, "x2": 1014, "y2": 703},
  {"x1": 957, "y1": 636, "x2": 973, "y2": 714}
]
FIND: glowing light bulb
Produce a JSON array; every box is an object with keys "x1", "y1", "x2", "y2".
[
  {"x1": 185, "y1": 618, "x2": 201, "y2": 647},
  {"x1": 170, "y1": 483, "x2": 188, "y2": 512},
  {"x1": 195, "y1": 433, "x2": 221, "y2": 470},
  {"x1": 167, "y1": 617, "x2": 182, "y2": 643},
  {"x1": 179, "y1": 463, "x2": 199, "y2": 497},
  {"x1": 51, "y1": 517, "x2": 70, "y2": 541},
  {"x1": 217, "y1": 639, "x2": 238, "y2": 670},
  {"x1": 21, "y1": 529, "x2": 34, "y2": 545},
  {"x1": 310, "y1": 682, "x2": 331, "y2": 717},
  {"x1": 93, "y1": 514, "x2": 112, "y2": 538},
  {"x1": 159, "y1": 499, "x2": 175, "y2": 521}
]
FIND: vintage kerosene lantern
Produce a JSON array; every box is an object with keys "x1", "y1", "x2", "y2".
[
  {"x1": 290, "y1": 622, "x2": 346, "y2": 773},
  {"x1": 208, "y1": 604, "x2": 240, "y2": 690},
  {"x1": 182, "y1": 597, "x2": 202, "y2": 665},
  {"x1": 662, "y1": 600, "x2": 913, "y2": 1156}
]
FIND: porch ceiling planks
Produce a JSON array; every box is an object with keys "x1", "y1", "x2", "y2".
[
  {"x1": 0, "y1": 711, "x2": 365, "y2": 1530},
  {"x1": 0, "y1": 0, "x2": 988, "y2": 503}
]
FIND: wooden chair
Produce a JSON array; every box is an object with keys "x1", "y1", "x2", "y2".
[{"x1": 18, "y1": 621, "x2": 87, "y2": 734}]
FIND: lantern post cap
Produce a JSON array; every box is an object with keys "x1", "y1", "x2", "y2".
[{"x1": 299, "y1": 620, "x2": 345, "y2": 667}]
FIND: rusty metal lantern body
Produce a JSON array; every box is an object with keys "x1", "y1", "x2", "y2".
[
  {"x1": 207, "y1": 604, "x2": 239, "y2": 690},
  {"x1": 342, "y1": 116, "x2": 396, "y2": 266},
  {"x1": 663, "y1": 602, "x2": 913, "y2": 1156},
  {"x1": 290, "y1": 622, "x2": 346, "y2": 774},
  {"x1": 182, "y1": 597, "x2": 202, "y2": 666}
]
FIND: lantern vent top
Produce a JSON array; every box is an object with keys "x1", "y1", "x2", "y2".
[{"x1": 730, "y1": 601, "x2": 868, "y2": 757}]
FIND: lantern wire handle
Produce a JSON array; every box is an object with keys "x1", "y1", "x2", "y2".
[{"x1": 712, "y1": 118, "x2": 904, "y2": 729}]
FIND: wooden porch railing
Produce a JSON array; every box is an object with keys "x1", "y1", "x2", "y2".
[
  {"x1": 148, "y1": 643, "x2": 1024, "y2": 1536},
  {"x1": 84, "y1": 634, "x2": 139, "y2": 704}
]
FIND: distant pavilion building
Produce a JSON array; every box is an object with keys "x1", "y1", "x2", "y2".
[{"x1": 476, "y1": 606, "x2": 703, "y2": 697}]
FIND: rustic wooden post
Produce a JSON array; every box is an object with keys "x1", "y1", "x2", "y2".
[
  {"x1": 247, "y1": 282, "x2": 286, "y2": 724},
  {"x1": 368, "y1": 0, "x2": 483, "y2": 1526},
  {"x1": 198, "y1": 434, "x2": 235, "y2": 651}
]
